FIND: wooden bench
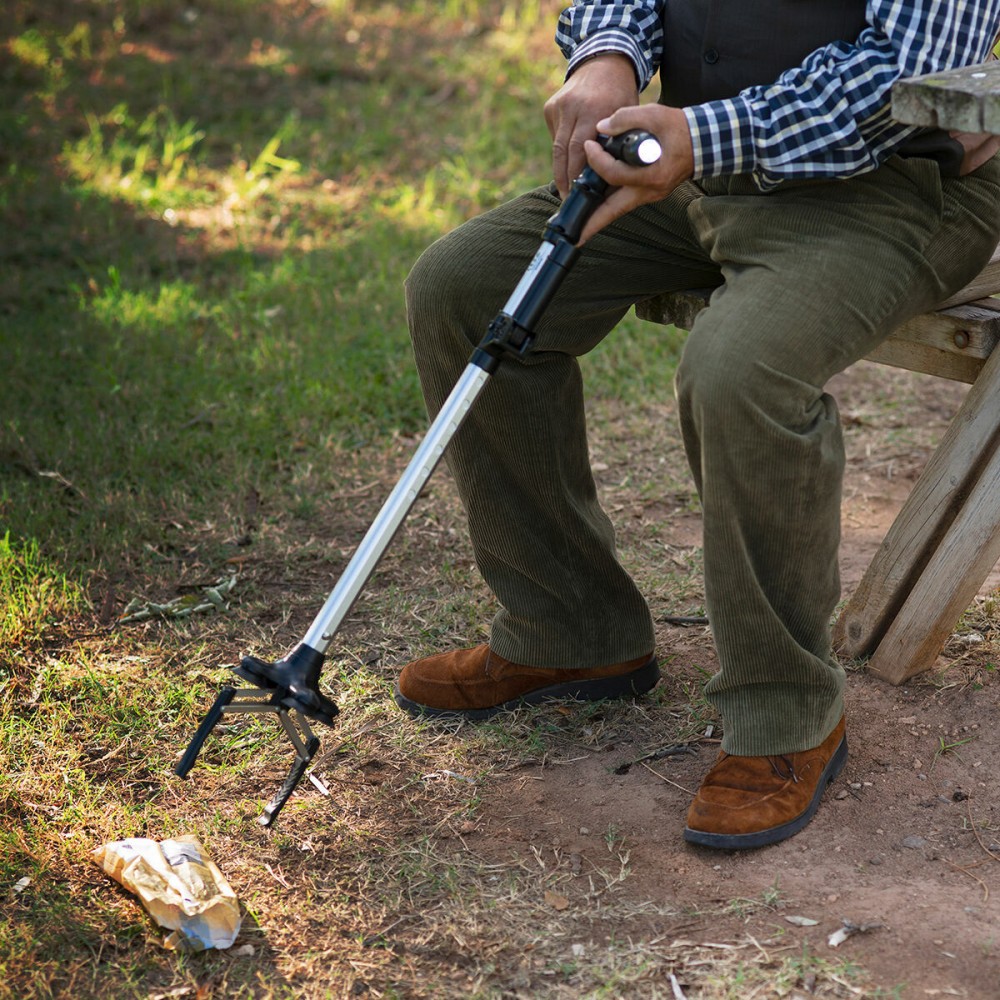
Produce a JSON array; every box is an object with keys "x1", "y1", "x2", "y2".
[{"x1": 635, "y1": 62, "x2": 1000, "y2": 685}]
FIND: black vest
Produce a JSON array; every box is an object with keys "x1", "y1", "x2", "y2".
[
  {"x1": 660, "y1": 0, "x2": 963, "y2": 174},
  {"x1": 660, "y1": 0, "x2": 868, "y2": 107}
]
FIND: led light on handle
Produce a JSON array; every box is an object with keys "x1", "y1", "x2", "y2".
[{"x1": 598, "y1": 129, "x2": 662, "y2": 166}]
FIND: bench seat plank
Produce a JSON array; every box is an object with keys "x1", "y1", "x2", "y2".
[
  {"x1": 892, "y1": 60, "x2": 1000, "y2": 133},
  {"x1": 865, "y1": 299, "x2": 1000, "y2": 384}
]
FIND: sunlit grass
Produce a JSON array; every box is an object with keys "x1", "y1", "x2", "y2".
[{"x1": 0, "y1": 532, "x2": 85, "y2": 654}]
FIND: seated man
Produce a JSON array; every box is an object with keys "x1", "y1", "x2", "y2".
[{"x1": 395, "y1": 1, "x2": 1000, "y2": 849}]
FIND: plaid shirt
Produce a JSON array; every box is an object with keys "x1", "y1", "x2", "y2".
[{"x1": 556, "y1": 1, "x2": 1000, "y2": 188}]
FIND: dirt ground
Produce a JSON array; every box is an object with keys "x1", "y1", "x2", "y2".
[
  {"x1": 452, "y1": 360, "x2": 1000, "y2": 998},
  {"x1": 76, "y1": 358, "x2": 1000, "y2": 999}
]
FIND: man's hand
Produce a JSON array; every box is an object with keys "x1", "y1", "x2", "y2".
[
  {"x1": 577, "y1": 104, "x2": 695, "y2": 244},
  {"x1": 951, "y1": 130, "x2": 1000, "y2": 175},
  {"x1": 544, "y1": 54, "x2": 639, "y2": 198}
]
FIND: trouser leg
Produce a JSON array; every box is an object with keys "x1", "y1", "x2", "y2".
[
  {"x1": 676, "y1": 156, "x2": 1000, "y2": 755},
  {"x1": 405, "y1": 182, "x2": 719, "y2": 667}
]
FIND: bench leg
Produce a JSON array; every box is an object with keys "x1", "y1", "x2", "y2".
[
  {"x1": 867, "y1": 434, "x2": 1000, "y2": 683},
  {"x1": 833, "y1": 346, "x2": 1000, "y2": 682}
]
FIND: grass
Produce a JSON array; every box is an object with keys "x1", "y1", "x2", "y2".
[
  {"x1": 0, "y1": 531, "x2": 85, "y2": 655},
  {"x1": 0, "y1": 1, "x2": 913, "y2": 997}
]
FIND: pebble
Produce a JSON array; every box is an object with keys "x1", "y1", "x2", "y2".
[{"x1": 902, "y1": 835, "x2": 928, "y2": 849}]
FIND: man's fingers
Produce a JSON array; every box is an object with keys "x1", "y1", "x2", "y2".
[
  {"x1": 579, "y1": 187, "x2": 643, "y2": 245},
  {"x1": 555, "y1": 130, "x2": 598, "y2": 198},
  {"x1": 551, "y1": 134, "x2": 569, "y2": 198},
  {"x1": 583, "y1": 139, "x2": 640, "y2": 186},
  {"x1": 595, "y1": 107, "x2": 657, "y2": 141},
  {"x1": 542, "y1": 54, "x2": 640, "y2": 199}
]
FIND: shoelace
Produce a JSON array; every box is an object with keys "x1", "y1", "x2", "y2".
[{"x1": 768, "y1": 755, "x2": 800, "y2": 782}]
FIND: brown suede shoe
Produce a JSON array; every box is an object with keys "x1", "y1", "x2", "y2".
[
  {"x1": 394, "y1": 644, "x2": 660, "y2": 720},
  {"x1": 684, "y1": 716, "x2": 847, "y2": 850}
]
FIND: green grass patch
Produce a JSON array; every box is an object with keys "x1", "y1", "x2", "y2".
[
  {"x1": 1, "y1": 0, "x2": 683, "y2": 592},
  {"x1": 0, "y1": 532, "x2": 85, "y2": 654}
]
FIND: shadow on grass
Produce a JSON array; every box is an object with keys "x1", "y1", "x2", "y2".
[
  {"x1": 1, "y1": 0, "x2": 512, "y2": 592},
  {"x1": 0, "y1": 4, "x2": 558, "y2": 994},
  {"x1": 3, "y1": 872, "x2": 296, "y2": 998}
]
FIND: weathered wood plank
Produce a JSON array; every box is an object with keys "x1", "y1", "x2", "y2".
[
  {"x1": 862, "y1": 300, "x2": 1000, "y2": 382},
  {"x1": 862, "y1": 338, "x2": 984, "y2": 384},
  {"x1": 833, "y1": 342, "x2": 1000, "y2": 663},
  {"x1": 892, "y1": 60, "x2": 1000, "y2": 133},
  {"x1": 635, "y1": 288, "x2": 715, "y2": 331},
  {"x1": 866, "y1": 416, "x2": 1000, "y2": 684}
]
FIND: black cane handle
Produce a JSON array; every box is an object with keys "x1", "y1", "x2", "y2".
[{"x1": 545, "y1": 129, "x2": 662, "y2": 247}]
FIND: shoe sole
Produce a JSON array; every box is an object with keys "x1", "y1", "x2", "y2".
[
  {"x1": 393, "y1": 656, "x2": 661, "y2": 721},
  {"x1": 682, "y1": 734, "x2": 848, "y2": 850}
]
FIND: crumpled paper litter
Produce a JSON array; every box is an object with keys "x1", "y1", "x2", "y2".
[{"x1": 92, "y1": 834, "x2": 241, "y2": 951}]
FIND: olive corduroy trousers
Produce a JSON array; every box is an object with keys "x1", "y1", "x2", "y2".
[{"x1": 404, "y1": 155, "x2": 1000, "y2": 755}]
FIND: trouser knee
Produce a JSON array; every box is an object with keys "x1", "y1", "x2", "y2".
[
  {"x1": 676, "y1": 323, "x2": 831, "y2": 439},
  {"x1": 676, "y1": 328, "x2": 763, "y2": 435},
  {"x1": 405, "y1": 227, "x2": 513, "y2": 410}
]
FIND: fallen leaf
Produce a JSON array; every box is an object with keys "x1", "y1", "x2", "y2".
[
  {"x1": 784, "y1": 915, "x2": 819, "y2": 926},
  {"x1": 544, "y1": 890, "x2": 570, "y2": 911}
]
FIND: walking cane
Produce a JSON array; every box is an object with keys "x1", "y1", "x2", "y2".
[{"x1": 175, "y1": 130, "x2": 663, "y2": 825}]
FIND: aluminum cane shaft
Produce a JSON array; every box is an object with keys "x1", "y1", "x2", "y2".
[{"x1": 302, "y1": 362, "x2": 491, "y2": 651}]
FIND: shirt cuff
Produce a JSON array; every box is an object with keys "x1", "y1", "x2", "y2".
[
  {"x1": 684, "y1": 97, "x2": 757, "y2": 178},
  {"x1": 566, "y1": 31, "x2": 650, "y2": 90}
]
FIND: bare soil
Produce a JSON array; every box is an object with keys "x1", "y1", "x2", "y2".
[{"x1": 450, "y1": 361, "x2": 1000, "y2": 998}]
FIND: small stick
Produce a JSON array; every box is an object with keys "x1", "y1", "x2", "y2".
[
  {"x1": 668, "y1": 972, "x2": 688, "y2": 1000},
  {"x1": 640, "y1": 760, "x2": 696, "y2": 796}
]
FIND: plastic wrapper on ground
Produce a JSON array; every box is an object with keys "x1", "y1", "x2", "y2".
[{"x1": 92, "y1": 834, "x2": 242, "y2": 951}]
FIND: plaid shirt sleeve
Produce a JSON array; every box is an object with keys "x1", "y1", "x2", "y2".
[
  {"x1": 689, "y1": 0, "x2": 1000, "y2": 188},
  {"x1": 556, "y1": 1, "x2": 1000, "y2": 189},
  {"x1": 555, "y1": 1, "x2": 664, "y2": 90}
]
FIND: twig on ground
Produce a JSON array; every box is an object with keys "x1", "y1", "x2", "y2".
[
  {"x1": 942, "y1": 857, "x2": 990, "y2": 902},
  {"x1": 966, "y1": 798, "x2": 1000, "y2": 870},
  {"x1": 640, "y1": 760, "x2": 697, "y2": 796}
]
